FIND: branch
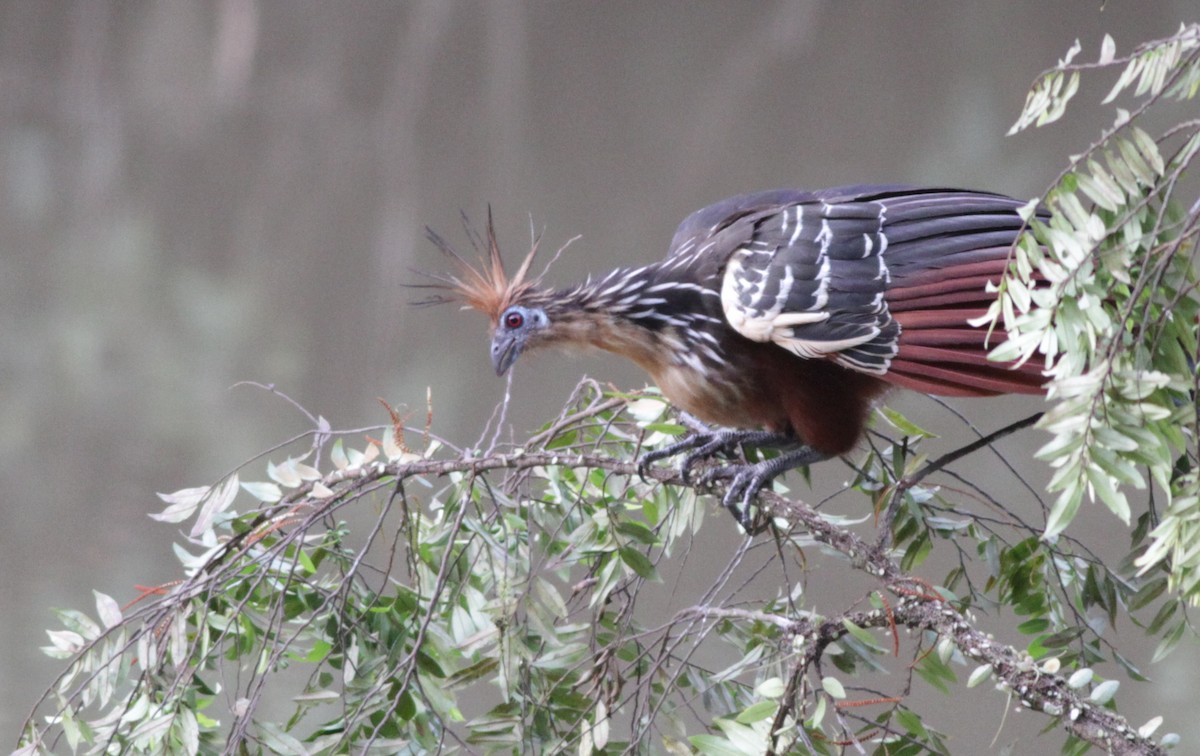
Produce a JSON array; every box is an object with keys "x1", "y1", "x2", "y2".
[
  {"x1": 19, "y1": 402, "x2": 1169, "y2": 754},
  {"x1": 200, "y1": 446, "x2": 1162, "y2": 754}
]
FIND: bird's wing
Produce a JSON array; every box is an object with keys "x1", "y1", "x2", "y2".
[{"x1": 703, "y1": 186, "x2": 1045, "y2": 395}]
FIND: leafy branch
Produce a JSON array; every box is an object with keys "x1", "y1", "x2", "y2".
[
  {"x1": 982, "y1": 26, "x2": 1200, "y2": 599},
  {"x1": 15, "y1": 382, "x2": 1175, "y2": 754}
]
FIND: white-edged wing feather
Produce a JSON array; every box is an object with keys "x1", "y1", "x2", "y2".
[{"x1": 718, "y1": 199, "x2": 898, "y2": 374}]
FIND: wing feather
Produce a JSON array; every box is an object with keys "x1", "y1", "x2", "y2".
[{"x1": 704, "y1": 185, "x2": 1046, "y2": 392}]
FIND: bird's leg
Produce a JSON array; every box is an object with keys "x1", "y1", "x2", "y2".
[
  {"x1": 638, "y1": 418, "x2": 790, "y2": 484},
  {"x1": 702, "y1": 445, "x2": 829, "y2": 531},
  {"x1": 638, "y1": 418, "x2": 831, "y2": 530}
]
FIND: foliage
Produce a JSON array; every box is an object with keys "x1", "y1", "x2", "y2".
[
  {"x1": 13, "y1": 379, "x2": 1180, "y2": 755},
  {"x1": 984, "y1": 25, "x2": 1200, "y2": 603},
  {"x1": 15, "y1": 24, "x2": 1200, "y2": 756}
]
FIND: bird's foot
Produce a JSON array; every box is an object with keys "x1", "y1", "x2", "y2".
[
  {"x1": 638, "y1": 426, "x2": 826, "y2": 531},
  {"x1": 637, "y1": 428, "x2": 787, "y2": 485},
  {"x1": 700, "y1": 446, "x2": 829, "y2": 532}
]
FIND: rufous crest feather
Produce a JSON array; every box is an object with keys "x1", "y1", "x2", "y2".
[{"x1": 419, "y1": 210, "x2": 543, "y2": 325}]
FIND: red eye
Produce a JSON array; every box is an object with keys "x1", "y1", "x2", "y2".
[{"x1": 504, "y1": 311, "x2": 524, "y2": 329}]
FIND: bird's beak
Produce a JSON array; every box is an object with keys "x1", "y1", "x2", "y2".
[{"x1": 491, "y1": 331, "x2": 521, "y2": 376}]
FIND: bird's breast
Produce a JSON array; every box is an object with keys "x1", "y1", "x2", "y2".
[{"x1": 649, "y1": 357, "x2": 789, "y2": 433}]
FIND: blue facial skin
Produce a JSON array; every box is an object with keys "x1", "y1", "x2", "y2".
[{"x1": 491, "y1": 305, "x2": 548, "y2": 375}]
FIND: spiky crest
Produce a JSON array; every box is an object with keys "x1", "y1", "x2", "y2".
[{"x1": 420, "y1": 210, "x2": 543, "y2": 325}]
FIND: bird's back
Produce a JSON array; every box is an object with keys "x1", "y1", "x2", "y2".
[{"x1": 665, "y1": 185, "x2": 1046, "y2": 400}]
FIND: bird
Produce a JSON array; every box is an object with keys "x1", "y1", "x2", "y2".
[{"x1": 423, "y1": 185, "x2": 1046, "y2": 528}]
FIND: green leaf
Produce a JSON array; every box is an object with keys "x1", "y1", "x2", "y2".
[
  {"x1": 618, "y1": 546, "x2": 657, "y2": 580},
  {"x1": 915, "y1": 651, "x2": 957, "y2": 694},
  {"x1": 735, "y1": 700, "x2": 778, "y2": 724},
  {"x1": 1044, "y1": 481, "x2": 1083, "y2": 539},
  {"x1": 615, "y1": 519, "x2": 659, "y2": 545},
  {"x1": 303, "y1": 640, "x2": 332, "y2": 663},
  {"x1": 689, "y1": 734, "x2": 752, "y2": 756},
  {"x1": 1039, "y1": 627, "x2": 1085, "y2": 649},
  {"x1": 396, "y1": 690, "x2": 417, "y2": 720},
  {"x1": 841, "y1": 619, "x2": 885, "y2": 654},
  {"x1": 296, "y1": 548, "x2": 316, "y2": 575},
  {"x1": 821, "y1": 676, "x2": 846, "y2": 699},
  {"x1": 644, "y1": 422, "x2": 686, "y2": 436},
  {"x1": 1152, "y1": 619, "x2": 1186, "y2": 663},
  {"x1": 896, "y1": 708, "x2": 930, "y2": 739},
  {"x1": 1113, "y1": 651, "x2": 1149, "y2": 682},
  {"x1": 1127, "y1": 577, "x2": 1167, "y2": 611},
  {"x1": 879, "y1": 407, "x2": 936, "y2": 439}
]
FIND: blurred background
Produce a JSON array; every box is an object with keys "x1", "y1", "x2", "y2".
[{"x1": 3, "y1": 0, "x2": 1197, "y2": 748}]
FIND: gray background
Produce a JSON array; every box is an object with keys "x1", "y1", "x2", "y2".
[{"x1": 3, "y1": 1, "x2": 1197, "y2": 748}]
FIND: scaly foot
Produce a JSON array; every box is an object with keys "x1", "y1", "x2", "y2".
[
  {"x1": 638, "y1": 427, "x2": 788, "y2": 484},
  {"x1": 638, "y1": 425, "x2": 826, "y2": 530},
  {"x1": 701, "y1": 446, "x2": 828, "y2": 530}
]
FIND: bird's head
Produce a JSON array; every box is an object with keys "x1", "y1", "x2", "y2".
[
  {"x1": 418, "y1": 212, "x2": 569, "y2": 375},
  {"x1": 489, "y1": 302, "x2": 550, "y2": 375}
]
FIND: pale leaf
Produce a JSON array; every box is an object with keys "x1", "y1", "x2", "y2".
[
  {"x1": 360, "y1": 442, "x2": 380, "y2": 465},
  {"x1": 967, "y1": 664, "x2": 992, "y2": 688},
  {"x1": 177, "y1": 708, "x2": 200, "y2": 756},
  {"x1": 331, "y1": 439, "x2": 349, "y2": 471},
  {"x1": 821, "y1": 676, "x2": 846, "y2": 699},
  {"x1": 268, "y1": 459, "x2": 302, "y2": 488},
  {"x1": 46, "y1": 630, "x2": 84, "y2": 654},
  {"x1": 150, "y1": 486, "x2": 210, "y2": 523},
  {"x1": 190, "y1": 474, "x2": 240, "y2": 538},
  {"x1": 242, "y1": 480, "x2": 283, "y2": 503},
  {"x1": 311, "y1": 481, "x2": 335, "y2": 499},
  {"x1": 1044, "y1": 480, "x2": 1083, "y2": 539},
  {"x1": 382, "y1": 427, "x2": 404, "y2": 461},
  {"x1": 1089, "y1": 679, "x2": 1119, "y2": 704},
  {"x1": 1139, "y1": 716, "x2": 1163, "y2": 739},
  {"x1": 1061, "y1": 38, "x2": 1082, "y2": 66},
  {"x1": 94, "y1": 591, "x2": 122, "y2": 629},
  {"x1": 294, "y1": 690, "x2": 341, "y2": 703},
  {"x1": 592, "y1": 700, "x2": 610, "y2": 750},
  {"x1": 291, "y1": 460, "x2": 322, "y2": 481},
  {"x1": 1098, "y1": 34, "x2": 1116, "y2": 65},
  {"x1": 1068, "y1": 668, "x2": 1094, "y2": 688}
]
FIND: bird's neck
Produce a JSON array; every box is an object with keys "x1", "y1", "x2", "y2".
[
  {"x1": 541, "y1": 263, "x2": 724, "y2": 374},
  {"x1": 541, "y1": 266, "x2": 671, "y2": 370},
  {"x1": 528, "y1": 263, "x2": 758, "y2": 426}
]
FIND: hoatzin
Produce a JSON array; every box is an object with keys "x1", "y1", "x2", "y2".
[{"x1": 427, "y1": 185, "x2": 1046, "y2": 527}]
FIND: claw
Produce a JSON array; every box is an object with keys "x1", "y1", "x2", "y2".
[
  {"x1": 638, "y1": 428, "x2": 781, "y2": 484},
  {"x1": 721, "y1": 465, "x2": 777, "y2": 531},
  {"x1": 678, "y1": 435, "x2": 736, "y2": 483},
  {"x1": 708, "y1": 446, "x2": 831, "y2": 532},
  {"x1": 639, "y1": 427, "x2": 828, "y2": 531},
  {"x1": 636, "y1": 457, "x2": 653, "y2": 484}
]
